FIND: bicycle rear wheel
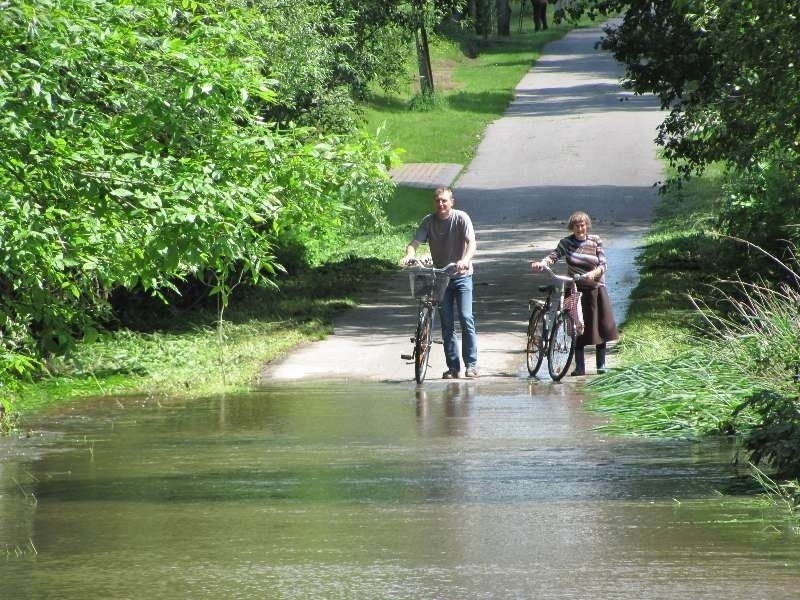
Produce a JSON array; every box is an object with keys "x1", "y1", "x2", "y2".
[
  {"x1": 547, "y1": 311, "x2": 575, "y2": 382},
  {"x1": 414, "y1": 307, "x2": 434, "y2": 383},
  {"x1": 526, "y1": 308, "x2": 546, "y2": 376}
]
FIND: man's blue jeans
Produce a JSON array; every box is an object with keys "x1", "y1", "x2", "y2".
[{"x1": 438, "y1": 275, "x2": 477, "y2": 372}]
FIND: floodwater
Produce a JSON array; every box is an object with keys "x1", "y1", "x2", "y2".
[{"x1": 1, "y1": 380, "x2": 798, "y2": 599}]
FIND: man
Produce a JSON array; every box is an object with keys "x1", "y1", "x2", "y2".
[
  {"x1": 402, "y1": 187, "x2": 478, "y2": 379},
  {"x1": 532, "y1": 0, "x2": 548, "y2": 31}
]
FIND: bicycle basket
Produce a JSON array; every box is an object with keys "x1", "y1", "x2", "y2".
[
  {"x1": 409, "y1": 272, "x2": 433, "y2": 298},
  {"x1": 409, "y1": 271, "x2": 450, "y2": 301}
]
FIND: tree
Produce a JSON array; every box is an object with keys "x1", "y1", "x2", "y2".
[
  {"x1": 556, "y1": 1, "x2": 800, "y2": 247},
  {"x1": 319, "y1": 1, "x2": 466, "y2": 97},
  {"x1": 496, "y1": 0, "x2": 511, "y2": 35},
  {"x1": 0, "y1": 0, "x2": 396, "y2": 375}
]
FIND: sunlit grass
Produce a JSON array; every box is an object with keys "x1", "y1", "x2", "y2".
[{"x1": 361, "y1": 15, "x2": 592, "y2": 163}]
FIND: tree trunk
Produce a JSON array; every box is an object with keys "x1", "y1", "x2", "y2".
[
  {"x1": 474, "y1": 0, "x2": 491, "y2": 38},
  {"x1": 415, "y1": 25, "x2": 434, "y2": 95},
  {"x1": 496, "y1": 0, "x2": 511, "y2": 35},
  {"x1": 414, "y1": 1, "x2": 434, "y2": 95}
]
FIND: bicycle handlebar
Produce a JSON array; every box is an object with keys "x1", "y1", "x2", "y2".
[
  {"x1": 403, "y1": 259, "x2": 459, "y2": 275},
  {"x1": 541, "y1": 264, "x2": 575, "y2": 284}
]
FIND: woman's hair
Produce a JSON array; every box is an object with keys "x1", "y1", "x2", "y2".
[{"x1": 568, "y1": 211, "x2": 591, "y2": 230}]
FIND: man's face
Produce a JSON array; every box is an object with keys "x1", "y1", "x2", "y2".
[{"x1": 433, "y1": 191, "x2": 454, "y2": 219}]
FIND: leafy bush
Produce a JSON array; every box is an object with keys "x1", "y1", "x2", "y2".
[
  {"x1": 718, "y1": 153, "x2": 800, "y2": 254},
  {"x1": 0, "y1": 0, "x2": 397, "y2": 377},
  {"x1": 736, "y1": 391, "x2": 800, "y2": 479}
]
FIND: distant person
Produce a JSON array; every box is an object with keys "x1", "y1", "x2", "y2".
[
  {"x1": 532, "y1": 0, "x2": 548, "y2": 31},
  {"x1": 402, "y1": 187, "x2": 479, "y2": 379},
  {"x1": 531, "y1": 211, "x2": 618, "y2": 375}
]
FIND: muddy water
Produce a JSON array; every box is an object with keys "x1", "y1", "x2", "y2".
[{"x1": 1, "y1": 381, "x2": 798, "y2": 599}]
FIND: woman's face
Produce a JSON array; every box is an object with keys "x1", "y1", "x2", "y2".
[{"x1": 571, "y1": 219, "x2": 588, "y2": 240}]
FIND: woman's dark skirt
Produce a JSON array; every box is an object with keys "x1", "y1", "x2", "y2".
[{"x1": 573, "y1": 285, "x2": 619, "y2": 347}]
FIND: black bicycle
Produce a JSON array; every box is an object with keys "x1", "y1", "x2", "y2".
[
  {"x1": 526, "y1": 265, "x2": 577, "y2": 381},
  {"x1": 401, "y1": 259, "x2": 458, "y2": 383}
]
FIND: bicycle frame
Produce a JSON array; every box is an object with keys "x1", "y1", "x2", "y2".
[
  {"x1": 526, "y1": 265, "x2": 576, "y2": 381},
  {"x1": 401, "y1": 260, "x2": 458, "y2": 383}
]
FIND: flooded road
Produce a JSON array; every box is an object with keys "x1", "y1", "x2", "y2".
[{"x1": 2, "y1": 381, "x2": 798, "y2": 599}]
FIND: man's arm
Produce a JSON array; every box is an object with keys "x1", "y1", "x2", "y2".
[{"x1": 457, "y1": 237, "x2": 476, "y2": 273}]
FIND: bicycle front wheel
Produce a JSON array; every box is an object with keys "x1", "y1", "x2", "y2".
[
  {"x1": 547, "y1": 311, "x2": 575, "y2": 382},
  {"x1": 414, "y1": 307, "x2": 434, "y2": 383},
  {"x1": 526, "y1": 308, "x2": 546, "y2": 376}
]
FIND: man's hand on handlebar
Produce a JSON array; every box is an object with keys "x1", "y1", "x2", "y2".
[{"x1": 401, "y1": 256, "x2": 434, "y2": 268}]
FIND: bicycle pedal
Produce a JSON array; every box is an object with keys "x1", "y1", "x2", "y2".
[{"x1": 400, "y1": 354, "x2": 413, "y2": 360}]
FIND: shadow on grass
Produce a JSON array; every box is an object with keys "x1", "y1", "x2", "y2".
[
  {"x1": 109, "y1": 257, "x2": 399, "y2": 335},
  {"x1": 446, "y1": 90, "x2": 515, "y2": 113}
]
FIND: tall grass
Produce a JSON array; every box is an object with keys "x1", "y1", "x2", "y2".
[
  {"x1": 589, "y1": 166, "x2": 800, "y2": 440},
  {"x1": 750, "y1": 464, "x2": 800, "y2": 534},
  {"x1": 687, "y1": 236, "x2": 800, "y2": 390},
  {"x1": 591, "y1": 241, "x2": 800, "y2": 438}
]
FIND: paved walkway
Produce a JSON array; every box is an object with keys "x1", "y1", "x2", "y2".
[
  {"x1": 262, "y1": 22, "x2": 664, "y2": 384},
  {"x1": 389, "y1": 162, "x2": 463, "y2": 188}
]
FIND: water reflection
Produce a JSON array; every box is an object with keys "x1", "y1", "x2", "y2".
[{"x1": 0, "y1": 382, "x2": 798, "y2": 599}]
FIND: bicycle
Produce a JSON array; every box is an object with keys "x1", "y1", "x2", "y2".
[
  {"x1": 401, "y1": 259, "x2": 458, "y2": 383},
  {"x1": 526, "y1": 264, "x2": 577, "y2": 381}
]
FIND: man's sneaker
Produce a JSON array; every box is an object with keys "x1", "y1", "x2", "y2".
[
  {"x1": 464, "y1": 366, "x2": 479, "y2": 378},
  {"x1": 442, "y1": 370, "x2": 460, "y2": 379}
]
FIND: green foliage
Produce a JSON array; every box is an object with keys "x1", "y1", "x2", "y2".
[
  {"x1": 4, "y1": 2, "x2": 574, "y2": 416},
  {"x1": 737, "y1": 392, "x2": 800, "y2": 480},
  {"x1": 15, "y1": 255, "x2": 398, "y2": 410},
  {"x1": 557, "y1": 1, "x2": 800, "y2": 249},
  {"x1": 589, "y1": 348, "x2": 758, "y2": 437},
  {"x1": 589, "y1": 170, "x2": 800, "y2": 443},
  {"x1": 0, "y1": 0, "x2": 397, "y2": 378},
  {"x1": 718, "y1": 153, "x2": 800, "y2": 254}
]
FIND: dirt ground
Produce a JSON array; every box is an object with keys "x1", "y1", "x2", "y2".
[{"x1": 261, "y1": 23, "x2": 665, "y2": 385}]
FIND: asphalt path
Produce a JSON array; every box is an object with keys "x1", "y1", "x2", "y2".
[{"x1": 261, "y1": 22, "x2": 665, "y2": 385}]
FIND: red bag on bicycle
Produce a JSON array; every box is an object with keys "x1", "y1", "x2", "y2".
[{"x1": 564, "y1": 283, "x2": 584, "y2": 337}]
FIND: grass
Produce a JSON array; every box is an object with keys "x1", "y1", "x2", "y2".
[
  {"x1": 5, "y1": 10, "x2": 591, "y2": 420},
  {"x1": 586, "y1": 166, "x2": 739, "y2": 435},
  {"x1": 587, "y1": 165, "x2": 800, "y2": 440},
  {"x1": 361, "y1": 16, "x2": 593, "y2": 164},
  {"x1": 600, "y1": 166, "x2": 729, "y2": 365},
  {"x1": 14, "y1": 255, "x2": 404, "y2": 413}
]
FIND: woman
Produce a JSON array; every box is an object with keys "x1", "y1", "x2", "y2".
[{"x1": 531, "y1": 211, "x2": 619, "y2": 375}]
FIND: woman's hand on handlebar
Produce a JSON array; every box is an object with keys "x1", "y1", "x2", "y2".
[{"x1": 531, "y1": 260, "x2": 545, "y2": 272}]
